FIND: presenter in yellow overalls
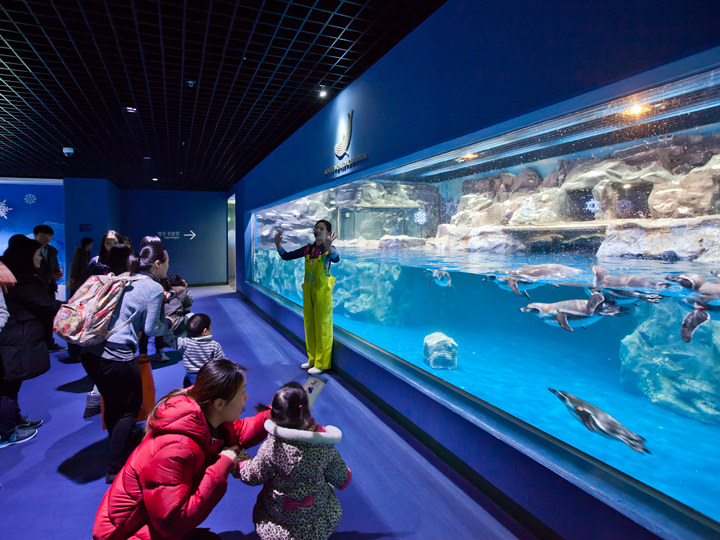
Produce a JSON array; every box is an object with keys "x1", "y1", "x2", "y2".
[{"x1": 274, "y1": 220, "x2": 340, "y2": 375}]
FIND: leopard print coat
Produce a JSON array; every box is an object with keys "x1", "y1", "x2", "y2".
[{"x1": 239, "y1": 419, "x2": 351, "y2": 540}]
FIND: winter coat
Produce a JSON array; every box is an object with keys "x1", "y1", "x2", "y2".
[
  {"x1": 37, "y1": 244, "x2": 60, "y2": 293},
  {"x1": 0, "y1": 274, "x2": 56, "y2": 381},
  {"x1": 239, "y1": 419, "x2": 351, "y2": 540},
  {"x1": 68, "y1": 247, "x2": 91, "y2": 292},
  {"x1": 92, "y1": 393, "x2": 271, "y2": 540},
  {"x1": 165, "y1": 287, "x2": 193, "y2": 334}
]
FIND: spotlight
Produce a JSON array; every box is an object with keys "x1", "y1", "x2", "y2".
[
  {"x1": 125, "y1": 106, "x2": 137, "y2": 113},
  {"x1": 319, "y1": 86, "x2": 327, "y2": 98},
  {"x1": 152, "y1": 177, "x2": 158, "y2": 182}
]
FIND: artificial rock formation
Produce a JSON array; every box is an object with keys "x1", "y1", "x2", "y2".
[{"x1": 619, "y1": 301, "x2": 720, "y2": 425}]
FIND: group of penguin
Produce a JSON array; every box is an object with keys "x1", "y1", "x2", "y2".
[
  {"x1": 486, "y1": 263, "x2": 720, "y2": 344},
  {"x1": 426, "y1": 262, "x2": 720, "y2": 454}
]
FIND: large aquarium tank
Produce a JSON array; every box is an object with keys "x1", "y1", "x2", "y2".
[{"x1": 252, "y1": 67, "x2": 720, "y2": 524}]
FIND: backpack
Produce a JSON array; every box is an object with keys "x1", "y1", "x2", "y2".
[{"x1": 53, "y1": 273, "x2": 149, "y2": 346}]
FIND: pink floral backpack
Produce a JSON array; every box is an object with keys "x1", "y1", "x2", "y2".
[{"x1": 53, "y1": 273, "x2": 149, "y2": 346}]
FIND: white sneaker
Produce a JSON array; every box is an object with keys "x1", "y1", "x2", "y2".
[
  {"x1": 300, "y1": 362, "x2": 313, "y2": 369},
  {"x1": 156, "y1": 350, "x2": 170, "y2": 362},
  {"x1": 307, "y1": 367, "x2": 324, "y2": 375}
]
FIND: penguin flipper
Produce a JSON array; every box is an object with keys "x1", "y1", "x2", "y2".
[
  {"x1": 681, "y1": 308, "x2": 710, "y2": 343},
  {"x1": 577, "y1": 409, "x2": 596, "y2": 432},
  {"x1": 508, "y1": 278, "x2": 521, "y2": 296},
  {"x1": 555, "y1": 313, "x2": 573, "y2": 332},
  {"x1": 586, "y1": 293, "x2": 605, "y2": 314}
]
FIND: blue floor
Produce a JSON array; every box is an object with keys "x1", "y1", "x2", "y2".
[{"x1": 0, "y1": 286, "x2": 531, "y2": 539}]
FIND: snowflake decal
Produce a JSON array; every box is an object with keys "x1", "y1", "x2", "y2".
[
  {"x1": 0, "y1": 200, "x2": 13, "y2": 219},
  {"x1": 24, "y1": 193, "x2": 37, "y2": 204},
  {"x1": 585, "y1": 198, "x2": 601, "y2": 214},
  {"x1": 413, "y1": 209, "x2": 428, "y2": 225}
]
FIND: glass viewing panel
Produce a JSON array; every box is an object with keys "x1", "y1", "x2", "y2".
[{"x1": 252, "y1": 67, "x2": 720, "y2": 523}]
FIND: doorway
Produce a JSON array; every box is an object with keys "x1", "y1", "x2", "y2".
[{"x1": 227, "y1": 194, "x2": 236, "y2": 290}]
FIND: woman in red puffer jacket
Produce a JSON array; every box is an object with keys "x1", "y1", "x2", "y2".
[{"x1": 92, "y1": 359, "x2": 270, "y2": 540}]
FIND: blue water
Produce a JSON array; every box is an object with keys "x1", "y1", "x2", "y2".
[{"x1": 253, "y1": 247, "x2": 720, "y2": 523}]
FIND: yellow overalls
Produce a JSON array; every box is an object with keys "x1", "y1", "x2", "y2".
[{"x1": 301, "y1": 251, "x2": 336, "y2": 370}]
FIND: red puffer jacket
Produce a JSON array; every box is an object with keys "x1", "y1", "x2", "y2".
[{"x1": 92, "y1": 394, "x2": 270, "y2": 540}]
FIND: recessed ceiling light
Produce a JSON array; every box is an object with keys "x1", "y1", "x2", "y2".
[
  {"x1": 152, "y1": 177, "x2": 158, "y2": 182},
  {"x1": 143, "y1": 156, "x2": 152, "y2": 160},
  {"x1": 125, "y1": 106, "x2": 137, "y2": 113}
]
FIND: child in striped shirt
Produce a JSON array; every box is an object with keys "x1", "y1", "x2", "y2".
[{"x1": 168, "y1": 313, "x2": 225, "y2": 387}]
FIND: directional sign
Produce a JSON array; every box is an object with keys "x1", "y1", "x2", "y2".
[{"x1": 184, "y1": 230, "x2": 196, "y2": 240}]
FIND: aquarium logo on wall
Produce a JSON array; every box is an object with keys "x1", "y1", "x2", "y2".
[{"x1": 325, "y1": 109, "x2": 367, "y2": 176}]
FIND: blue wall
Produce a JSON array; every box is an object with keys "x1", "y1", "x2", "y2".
[
  {"x1": 64, "y1": 180, "x2": 228, "y2": 288},
  {"x1": 119, "y1": 189, "x2": 227, "y2": 285},
  {"x1": 0, "y1": 180, "x2": 66, "y2": 285},
  {"x1": 64, "y1": 178, "x2": 121, "y2": 289}
]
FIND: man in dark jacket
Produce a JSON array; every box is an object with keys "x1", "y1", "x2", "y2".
[
  {"x1": 33, "y1": 224, "x2": 65, "y2": 352},
  {"x1": 0, "y1": 235, "x2": 54, "y2": 447}
]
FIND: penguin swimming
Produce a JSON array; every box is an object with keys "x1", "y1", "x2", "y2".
[
  {"x1": 427, "y1": 269, "x2": 452, "y2": 288},
  {"x1": 548, "y1": 388, "x2": 650, "y2": 454},
  {"x1": 666, "y1": 273, "x2": 720, "y2": 299},
  {"x1": 591, "y1": 265, "x2": 668, "y2": 303},
  {"x1": 678, "y1": 298, "x2": 720, "y2": 343},
  {"x1": 492, "y1": 264, "x2": 584, "y2": 298},
  {"x1": 520, "y1": 292, "x2": 623, "y2": 331}
]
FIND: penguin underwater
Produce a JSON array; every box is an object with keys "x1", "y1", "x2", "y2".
[
  {"x1": 520, "y1": 292, "x2": 623, "y2": 331},
  {"x1": 549, "y1": 388, "x2": 650, "y2": 454},
  {"x1": 666, "y1": 273, "x2": 720, "y2": 342},
  {"x1": 427, "y1": 269, "x2": 452, "y2": 288}
]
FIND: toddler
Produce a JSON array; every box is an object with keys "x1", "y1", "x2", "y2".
[
  {"x1": 167, "y1": 313, "x2": 225, "y2": 387},
  {"x1": 238, "y1": 382, "x2": 351, "y2": 540}
]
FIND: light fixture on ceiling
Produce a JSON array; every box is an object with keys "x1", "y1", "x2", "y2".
[
  {"x1": 143, "y1": 156, "x2": 152, "y2": 160},
  {"x1": 319, "y1": 85, "x2": 327, "y2": 98},
  {"x1": 125, "y1": 106, "x2": 137, "y2": 113},
  {"x1": 186, "y1": 80, "x2": 196, "y2": 88},
  {"x1": 152, "y1": 177, "x2": 158, "y2": 182}
]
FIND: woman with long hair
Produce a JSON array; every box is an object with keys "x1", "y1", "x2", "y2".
[
  {"x1": 81, "y1": 242, "x2": 173, "y2": 482},
  {"x1": 87, "y1": 230, "x2": 122, "y2": 276},
  {"x1": 92, "y1": 359, "x2": 270, "y2": 540}
]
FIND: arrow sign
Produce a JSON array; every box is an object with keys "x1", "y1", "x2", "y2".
[{"x1": 183, "y1": 230, "x2": 196, "y2": 240}]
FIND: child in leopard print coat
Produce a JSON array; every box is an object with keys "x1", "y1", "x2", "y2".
[{"x1": 238, "y1": 382, "x2": 351, "y2": 540}]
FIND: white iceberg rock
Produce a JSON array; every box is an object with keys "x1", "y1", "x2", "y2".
[{"x1": 423, "y1": 332, "x2": 458, "y2": 369}]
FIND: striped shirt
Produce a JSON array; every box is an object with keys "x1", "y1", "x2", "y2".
[{"x1": 174, "y1": 335, "x2": 225, "y2": 374}]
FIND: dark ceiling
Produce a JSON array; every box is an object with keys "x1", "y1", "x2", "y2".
[{"x1": 0, "y1": 0, "x2": 447, "y2": 191}]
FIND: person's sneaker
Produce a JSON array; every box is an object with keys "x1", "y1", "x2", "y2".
[
  {"x1": 300, "y1": 362, "x2": 313, "y2": 369},
  {"x1": 16, "y1": 416, "x2": 43, "y2": 429},
  {"x1": 0, "y1": 428, "x2": 37, "y2": 448},
  {"x1": 307, "y1": 367, "x2": 324, "y2": 375},
  {"x1": 155, "y1": 350, "x2": 170, "y2": 362},
  {"x1": 48, "y1": 342, "x2": 68, "y2": 352},
  {"x1": 83, "y1": 391, "x2": 102, "y2": 418}
]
